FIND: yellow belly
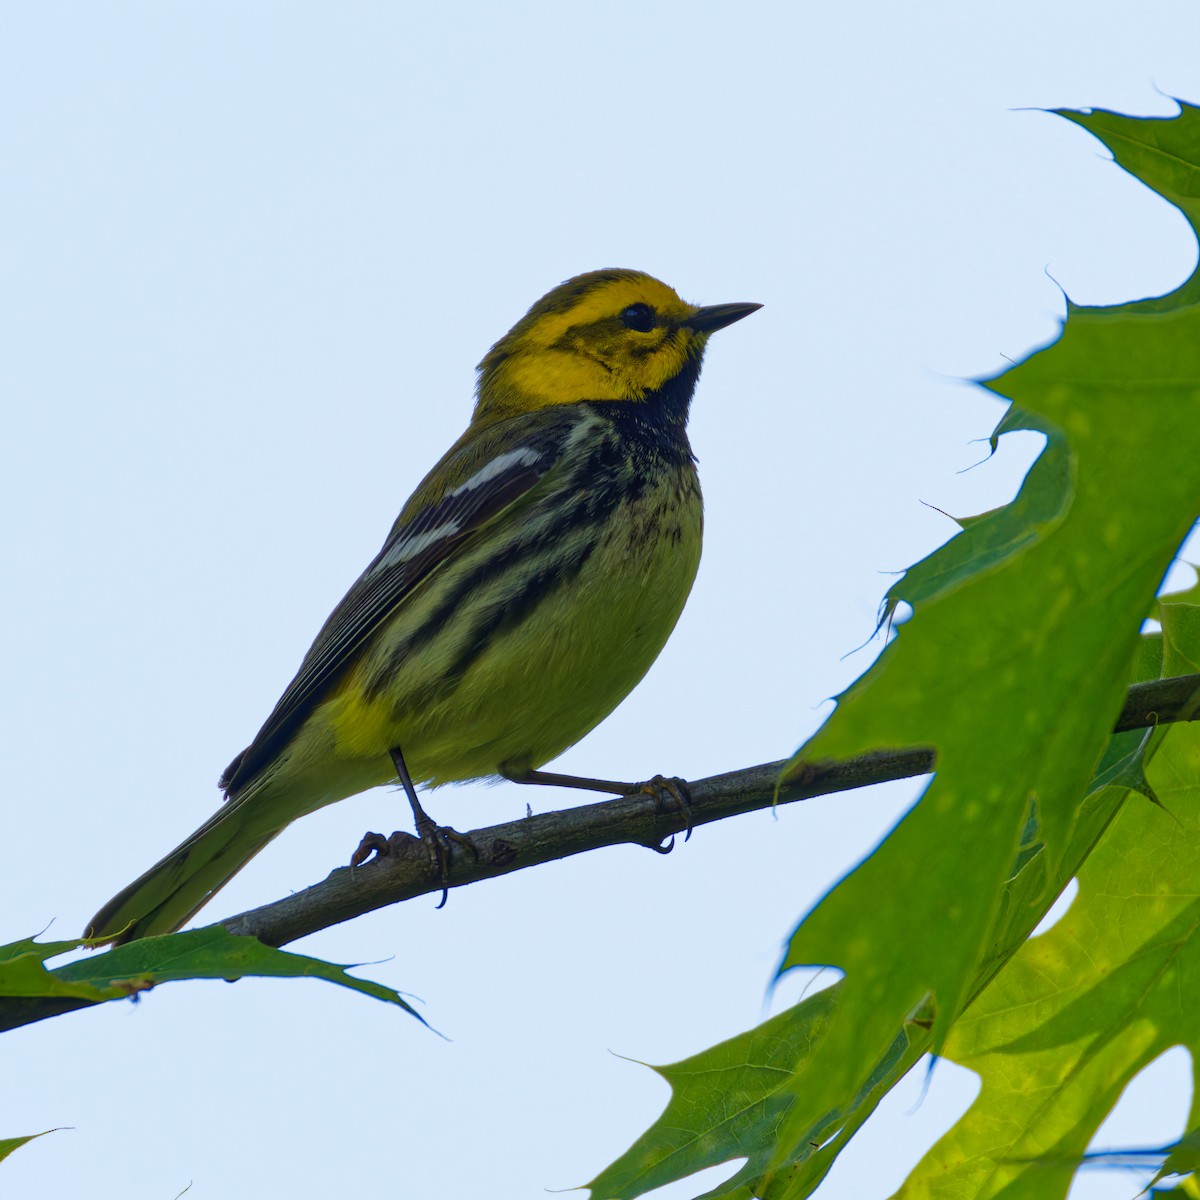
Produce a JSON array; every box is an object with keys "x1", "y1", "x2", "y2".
[{"x1": 301, "y1": 467, "x2": 702, "y2": 792}]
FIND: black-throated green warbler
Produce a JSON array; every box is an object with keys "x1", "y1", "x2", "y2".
[{"x1": 87, "y1": 269, "x2": 760, "y2": 942}]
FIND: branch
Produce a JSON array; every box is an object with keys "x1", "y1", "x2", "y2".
[
  {"x1": 224, "y1": 746, "x2": 934, "y2": 946},
  {"x1": 226, "y1": 671, "x2": 1200, "y2": 944},
  {"x1": 4, "y1": 672, "x2": 1198, "y2": 1034}
]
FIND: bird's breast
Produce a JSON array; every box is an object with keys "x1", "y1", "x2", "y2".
[{"x1": 318, "y1": 414, "x2": 703, "y2": 785}]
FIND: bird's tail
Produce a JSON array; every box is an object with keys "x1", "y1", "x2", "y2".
[{"x1": 85, "y1": 798, "x2": 281, "y2": 945}]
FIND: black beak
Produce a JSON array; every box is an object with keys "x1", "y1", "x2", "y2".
[{"x1": 685, "y1": 301, "x2": 763, "y2": 333}]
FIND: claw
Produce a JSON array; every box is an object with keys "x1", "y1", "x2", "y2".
[
  {"x1": 411, "y1": 810, "x2": 479, "y2": 909},
  {"x1": 348, "y1": 823, "x2": 478, "y2": 906},
  {"x1": 637, "y1": 775, "x2": 694, "y2": 842},
  {"x1": 349, "y1": 829, "x2": 418, "y2": 868},
  {"x1": 350, "y1": 830, "x2": 389, "y2": 868}
]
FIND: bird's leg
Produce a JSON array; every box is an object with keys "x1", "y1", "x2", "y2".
[
  {"x1": 394, "y1": 746, "x2": 480, "y2": 907},
  {"x1": 503, "y1": 768, "x2": 695, "y2": 845},
  {"x1": 502, "y1": 767, "x2": 634, "y2": 795},
  {"x1": 349, "y1": 746, "x2": 478, "y2": 909}
]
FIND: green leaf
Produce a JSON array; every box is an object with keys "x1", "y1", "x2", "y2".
[
  {"x1": 0, "y1": 935, "x2": 129, "y2": 1002},
  {"x1": 0, "y1": 927, "x2": 424, "y2": 1024},
  {"x1": 589, "y1": 101, "x2": 1200, "y2": 1200},
  {"x1": 588, "y1": 988, "x2": 842, "y2": 1200},
  {"x1": 1080, "y1": 633, "x2": 1168, "y2": 819},
  {"x1": 1159, "y1": 565, "x2": 1200, "y2": 608},
  {"x1": 589, "y1": 638, "x2": 1167, "y2": 1200},
  {"x1": 1154, "y1": 1126, "x2": 1200, "y2": 1188},
  {"x1": 0, "y1": 1129, "x2": 61, "y2": 1166},
  {"x1": 1161, "y1": 599, "x2": 1200, "y2": 676},
  {"x1": 768, "y1": 103, "x2": 1200, "y2": 1196},
  {"x1": 1057, "y1": 105, "x2": 1200, "y2": 312},
  {"x1": 883, "y1": 406, "x2": 1073, "y2": 617},
  {"x1": 892, "y1": 600, "x2": 1200, "y2": 1198}
]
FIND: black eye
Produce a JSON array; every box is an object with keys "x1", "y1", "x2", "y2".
[{"x1": 620, "y1": 303, "x2": 656, "y2": 333}]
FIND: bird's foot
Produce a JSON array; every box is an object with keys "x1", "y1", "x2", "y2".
[
  {"x1": 632, "y1": 774, "x2": 694, "y2": 852},
  {"x1": 503, "y1": 766, "x2": 694, "y2": 852},
  {"x1": 349, "y1": 821, "x2": 479, "y2": 908},
  {"x1": 382, "y1": 744, "x2": 481, "y2": 907},
  {"x1": 411, "y1": 809, "x2": 480, "y2": 909}
]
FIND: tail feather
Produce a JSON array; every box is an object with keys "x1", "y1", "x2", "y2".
[{"x1": 86, "y1": 803, "x2": 279, "y2": 944}]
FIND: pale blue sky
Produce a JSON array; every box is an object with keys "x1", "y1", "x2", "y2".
[{"x1": 2, "y1": 4, "x2": 1199, "y2": 1198}]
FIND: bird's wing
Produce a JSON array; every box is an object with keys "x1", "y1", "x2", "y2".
[{"x1": 220, "y1": 418, "x2": 569, "y2": 794}]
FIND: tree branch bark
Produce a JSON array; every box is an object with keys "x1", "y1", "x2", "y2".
[
  {"x1": 5, "y1": 672, "x2": 1199, "y2": 1033},
  {"x1": 226, "y1": 671, "x2": 1200, "y2": 945},
  {"x1": 224, "y1": 745, "x2": 936, "y2": 945}
]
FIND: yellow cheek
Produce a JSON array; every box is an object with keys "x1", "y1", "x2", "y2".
[
  {"x1": 634, "y1": 336, "x2": 694, "y2": 392},
  {"x1": 505, "y1": 346, "x2": 631, "y2": 404},
  {"x1": 489, "y1": 327, "x2": 701, "y2": 410}
]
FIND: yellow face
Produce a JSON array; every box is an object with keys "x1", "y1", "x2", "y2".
[{"x1": 475, "y1": 270, "x2": 710, "y2": 417}]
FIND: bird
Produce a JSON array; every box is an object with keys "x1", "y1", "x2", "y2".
[{"x1": 86, "y1": 269, "x2": 761, "y2": 943}]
